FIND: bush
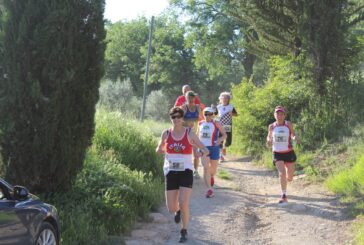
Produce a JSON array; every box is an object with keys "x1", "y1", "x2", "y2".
[
  {"x1": 98, "y1": 79, "x2": 141, "y2": 117},
  {"x1": 42, "y1": 112, "x2": 166, "y2": 244},
  {"x1": 326, "y1": 155, "x2": 364, "y2": 196},
  {"x1": 93, "y1": 110, "x2": 164, "y2": 178},
  {"x1": 231, "y1": 55, "x2": 311, "y2": 156},
  {"x1": 231, "y1": 54, "x2": 364, "y2": 157},
  {"x1": 46, "y1": 149, "x2": 164, "y2": 245},
  {"x1": 146, "y1": 90, "x2": 171, "y2": 121}
]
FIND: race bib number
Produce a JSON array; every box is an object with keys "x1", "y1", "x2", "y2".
[
  {"x1": 167, "y1": 158, "x2": 185, "y2": 171},
  {"x1": 201, "y1": 132, "x2": 211, "y2": 138},
  {"x1": 223, "y1": 125, "x2": 232, "y2": 132},
  {"x1": 274, "y1": 135, "x2": 288, "y2": 143}
]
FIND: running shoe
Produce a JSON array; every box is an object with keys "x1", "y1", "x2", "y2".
[
  {"x1": 174, "y1": 210, "x2": 181, "y2": 224},
  {"x1": 193, "y1": 171, "x2": 200, "y2": 178},
  {"x1": 278, "y1": 194, "x2": 288, "y2": 203},
  {"x1": 210, "y1": 176, "x2": 215, "y2": 187},
  {"x1": 206, "y1": 189, "x2": 214, "y2": 198},
  {"x1": 179, "y1": 229, "x2": 188, "y2": 243}
]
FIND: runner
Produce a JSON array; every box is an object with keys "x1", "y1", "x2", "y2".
[
  {"x1": 198, "y1": 107, "x2": 227, "y2": 198},
  {"x1": 266, "y1": 106, "x2": 299, "y2": 203},
  {"x1": 216, "y1": 92, "x2": 238, "y2": 161},
  {"x1": 175, "y1": 84, "x2": 205, "y2": 121},
  {"x1": 174, "y1": 84, "x2": 201, "y2": 106},
  {"x1": 156, "y1": 107, "x2": 208, "y2": 243},
  {"x1": 181, "y1": 91, "x2": 201, "y2": 177}
]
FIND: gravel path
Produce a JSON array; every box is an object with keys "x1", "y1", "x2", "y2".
[{"x1": 125, "y1": 156, "x2": 354, "y2": 245}]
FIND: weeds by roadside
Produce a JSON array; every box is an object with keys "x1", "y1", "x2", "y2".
[
  {"x1": 43, "y1": 110, "x2": 166, "y2": 244},
  {"x1": 217, "y1": 169, "x2": 233, "y2": 180}
]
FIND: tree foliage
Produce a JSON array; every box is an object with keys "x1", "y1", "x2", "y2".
[
  {"x1": 104, "y1": 18, "x2": 149, "y2": 96},
  {"x1": 171, "y1": 0, "x2": 256, "y2": 81},
  {"x1": 148, "y1": 16, "x2": 196, "y2": 96},
  {"x1": 0, "y1": 0, "x2": 106, "y2": 192},
  {"x1": 229, "y1": 0, "x2": 364, "y2": 94}
]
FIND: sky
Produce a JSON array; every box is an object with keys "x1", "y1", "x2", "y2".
[{"x1": 104, "y1": 0, "x2": 170, "y2": 22}]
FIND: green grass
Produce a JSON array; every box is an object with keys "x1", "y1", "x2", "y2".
[
  {"x1": 47, "y1": 149, "x2": 164, "y2": 245},
  {"x1": 217, "y1": 169, "x2": 233, "y2": 180},
  {"x1": 252, "y1": 125, "x2": 364, "y2": 183},
  {"x1": 44, "y1": 109, "x2": 166, "y2": 244},
  {"x1": 93, "y1": 110, "x2": 165, "y2": 178}
]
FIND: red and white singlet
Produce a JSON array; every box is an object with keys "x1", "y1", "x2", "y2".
[{"x1": 163, "y1": 128, "x2": 194, "y2": 175}]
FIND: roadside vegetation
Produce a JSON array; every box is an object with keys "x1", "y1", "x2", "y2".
[
  {"x1": 217, "y1": 169, "x2": 233, "y2": 181},
  {"x1": 45, "y1": 110, "x2": 167, "y2": 244},
  {"x1": 1, "y1": 0, "x2": 364, "y2": 244}
]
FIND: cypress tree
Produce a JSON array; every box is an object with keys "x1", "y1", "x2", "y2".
[{"x1": 0, "y1": 0, "x2": 106, "y2": 192}]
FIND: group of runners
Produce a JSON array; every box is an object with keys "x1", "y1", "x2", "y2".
[{"x1": 156, "y1": 85, "x2": 298, "y2": 243}]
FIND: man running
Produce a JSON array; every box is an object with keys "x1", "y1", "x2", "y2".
[
  {"x1": 217, "y1": 92, "x2": 237, "y2": 161},
  {"x1": 156, "y1": 107, "x2": 208, "y2": 243},
  {"x1": 198, "y1": 107, "x2": 226, "y2": 198},
  {"x1": 266, "y1": 106, "x2": 299, "y2": 203},
  {"x1": 174, "y1": 84, "x2": 201, "y2": 106}
]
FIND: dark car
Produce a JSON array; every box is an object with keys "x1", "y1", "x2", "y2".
[{"x1": 0, "y1": 178, "x2": 60, "y2": 245}]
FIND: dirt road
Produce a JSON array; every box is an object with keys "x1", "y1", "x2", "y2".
[{"x1": 125, "y1": 156, "x2": 354, "y2": 245}]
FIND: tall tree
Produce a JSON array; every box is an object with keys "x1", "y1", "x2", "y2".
[
  {"x1": 104, "y1": 18, "x2": 149, "y2": 96},
  {"x1": 0, "y1": 0, "x2": 106, "y2": 192},
  {"x1": 148, "y1": 16, "x2": 196, "y2": 96},
  {"x1": 229, "y1": 0, "x2": 364, "y2": 94},
  {"x1": 171, "y1": 0, "x2": 256, "y2": 81}
]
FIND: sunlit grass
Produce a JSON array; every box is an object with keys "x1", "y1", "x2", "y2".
[{"x1": 217, "y1": 169, "x2": 233, "y2": 180}]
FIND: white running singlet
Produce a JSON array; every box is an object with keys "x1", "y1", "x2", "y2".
[
  {"x1": 198, "y1": 121, "x2": 218, "y2": 147},
  {"x1": 272, "y1": 121, "x2": 292, "y2": 153}
]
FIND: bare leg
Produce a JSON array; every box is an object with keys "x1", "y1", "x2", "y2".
[
  {"x1": 275, "y1": 161, "x2": 287, "y2": 193},
  {"x1": 202, "y1": 156, "x2": 211, "y2": 188},
  {"x1": 210, "y1": 159, "x2": 219, "y2": 177},
  {"x1": 166, "y1": 190, "x2": 179, "y2": 213},
  {"x1": 222, "y1": 148, "x2": 227, "y2": 156},
  {"x1": 194, "y1": 157, "x2": 199, "y2": 171},
  {"x1": 193, "y1": 146, "x2": 199, "y2": 171},
  {"x1": 286, "y1": 162, "x2": 295, "y2": 182},
  {"x1": 178, "y1": 187, "x2": 193, "y2": 229}
]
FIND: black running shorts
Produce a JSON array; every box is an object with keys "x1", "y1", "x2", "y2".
[
  {"x1": 220, "y1": 132, "x2": 232, "y2": 148},
  {"x1": 165, "y1": 169, "x2": 193, "y2": 191},
  {"x1": 273, "y1": 151, "x2": 297, "y2": 165}
]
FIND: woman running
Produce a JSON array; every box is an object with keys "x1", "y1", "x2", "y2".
[
  {"x1": 181, "y1": 91, "x2": 201, "y2": 177},
  {"x1": 198, "y1": 107, "x2": 227, "y2": 198},
  {"x1": 266, "y1": 106, "x2": 299, "y2": 203},
  {"x1": 156, "y1": 107, "x2": 208, "y2": 243},
  {"x1": 217, "y1": 92, "x2": 237, "y2": 161}
]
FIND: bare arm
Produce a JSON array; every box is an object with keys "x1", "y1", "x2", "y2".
[
  {"x1": 266, "y1": 124, "x2": 273, "y2": 147},
  {"x1": 197, "y1": 105, "x2": 203, "y2": 119},
  {"x1": 156, "y1": 130, "x2": 168, "y2": 154},
  {"x1": 287, "y1": 121, "x2": 299, "y2": 144},
  {"x1": 232, "y1": 107, "x2": 238, "y2": 116},
  {"x1": 215, "y1": 121, "x2": 227, "y2": 145},
  {"x1": 188, "y1": 130, "x2": 209, "y2": 155}
]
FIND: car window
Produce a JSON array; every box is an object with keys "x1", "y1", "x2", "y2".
[
  {"x1": 0, "y1": 188, "x2": 4, "y2": 199},
  {"x1": 0, "y1": 185, "x2": 9, "y2": 200}
]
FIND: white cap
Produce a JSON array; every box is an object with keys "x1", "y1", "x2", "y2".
[
  {"x1": 203, "y1": 107, "x2": 215, "y2": 113},
  {"x1": 219, "y1": 91, "x2": 232, "y2": 99}
]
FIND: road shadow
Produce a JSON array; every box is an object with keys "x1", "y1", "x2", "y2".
[{"x1": 219, "y1": 158, "x2": 354, "y2": 221}]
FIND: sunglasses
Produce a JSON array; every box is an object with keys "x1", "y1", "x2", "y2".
[
  {"x1": 204, "y1": 113, "x2": 213, "y2": 116},
  {"x1": 170, "y1": 115, "x2": 182, "y2": 119}
]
